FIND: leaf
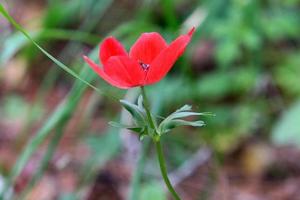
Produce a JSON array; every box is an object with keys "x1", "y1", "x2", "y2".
[
  {"x1": 158, "y1": 104, "x2": 209, "y2": 134},
  {"x1": 175, "y1": 104, "x2": 192, "y2": 112},
  {"x1": 272, "y1": 100, "x2": 300, "y2": 147},
  {"x1": 160, "y1": 107, "x2": 207, "y2": 126},
  {"x1": 167, "y1": 111, "x2": 207, "y2": 120},
  {"x1": 167, "y1": 119, "x2": 205, "y2": 128},
  {"x1": 0, "y1": 29, "x2": 99, "y2": 66},
  {"x1": 120, "y1": 99, "x2": 147, "y2": 125},
  {"x1": 160, "y1": 119, "x2": 205, "y2": 133},
  {"x1": 109, "y1": 121, "x2": 132, "y2": 128},
  {"x1": 109, "y1": 121, "x2": 145, "y2": 134}
]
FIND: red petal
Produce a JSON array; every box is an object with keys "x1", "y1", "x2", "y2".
[
  {"x1": 145, "y1": 28, "x2": 194, "y2": 84},
  {"x1": 99, "y1": 37, "x2": 127, "y2": 65},
  {"x1": 188, "y1": 27, "x2": 195, "y2": 36},
  {"x1": 104, "y1": 56, "x2": 145, "y2": 86},
  {"x1": 83, "y1": 55, "x2": 131, "y2": 89},
  {"x1": 129, "y1": 32, "x2": 168, "y2": 64}
]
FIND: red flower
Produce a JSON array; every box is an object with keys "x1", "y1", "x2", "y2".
[{"x1": 83, "y1": 27, "x2": 195, "y2": 89}]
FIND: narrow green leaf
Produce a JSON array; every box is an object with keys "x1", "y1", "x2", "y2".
[
  {"x1": 109, "y1": 121, "x2": 144, "y2": 134},
  {"x1": 109, "y1": 121, "x2": 132, "y2": 128},
  {"x1": 174, "y1": 104, "x2": 192, "y2": 112},
  {"x1": 0, "y1": 60, "x2": 96, "y2": 198},
  {"x1": 0, "y1": 29, "x2": 99, "y2": 65},
  {"x1": 159, "y1": 119, "x2": 205, "y2": 133},
  {"x1": 120, "y1": 99, "x2": 147, "y2": 125},
  {"x1": 168, "y1": 111, "x2": 207, "y2": 120},
  {"x1": 128, "y1": 127, "x2": 146, "y2": 134},
  {"x1": 0, "y1": 4, "x2": 115, "y2": 99},
  {"x1": 169, "y1": 119, "x2": 205, "y2": 128}
]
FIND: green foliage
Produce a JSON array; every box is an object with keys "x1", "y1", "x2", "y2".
[
  {"x1": 120, "y1": 98, "x2": 148, "y2": 126},
  {"x1": 0, "y1": 29, "x2": 99, "y2": 66},
  {"x1": 261, "y1": 11, "x2": 300, "y2": 40},
  {"x1": 43, "y1": 0, "x2": 82, "y2": 28},
  {"x1": 86, "y1": 128, "x2": 121, "y2": 158},
  {"x1": 140, "y1": 182, "x2": 167, "y2": 200},
  {"x1": 196, "y1": 67, "x2": 258, "y2": 100},
  {"x1": 274, "y1": 52, "x2": 300, "y2": 97},
  {"x1": 158, "y1": 105, "x2": 206, "y2": 134},
  {"x1": 0, "y1": 4, "x2": 106, "y2": 96},
  {"x1": 0, "y1": 95, "x2": 42, "y2": 121},
  {"x1": 112, "y1": 98, "x2": 149, "y2": 139},
  {"x1": 272, "y1": 100, "x2": 300, "y2": 147}
]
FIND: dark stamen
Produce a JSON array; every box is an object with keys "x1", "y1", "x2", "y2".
[{"x1": 139, "y1": 61, "x2": 150, "y2": 71}]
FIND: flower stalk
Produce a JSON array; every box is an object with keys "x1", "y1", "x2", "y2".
[
  {"x1": 140, "y1": 86, "x2": 156, "y2": 132},
  {"x1": 140, "y1": 87, "x2": 181, "y2": 200},
  {"x1": 155, "y1": 139, "x2": 181, "y2": 200}
]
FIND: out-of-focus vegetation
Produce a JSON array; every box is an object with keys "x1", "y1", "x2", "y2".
[{"x1": 0, "y1": 0, "x2": 300, "y2": 199}]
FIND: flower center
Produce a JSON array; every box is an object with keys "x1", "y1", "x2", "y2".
[{"x1": 139, "y1": 61, "x2": 150, "y2": 71}]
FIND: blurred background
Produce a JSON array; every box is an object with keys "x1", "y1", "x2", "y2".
[{"x1": 1, "y1": 0, "x2": 300, "y2": 199}]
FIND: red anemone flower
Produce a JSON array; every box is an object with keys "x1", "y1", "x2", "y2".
[{"x1": 83, "y1": 27, "x2": 195, "y2": 89}]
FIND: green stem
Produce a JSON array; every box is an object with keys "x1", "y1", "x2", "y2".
[
  {"x1": 155, "y1": 139, "x2": 181, "y2": 200},
  {"x1": 140, "y1": 86, "x2": 156, "y2": 130},
  {"x1": 140, "y1": 86, "x2": 181, "y2": 200}
]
